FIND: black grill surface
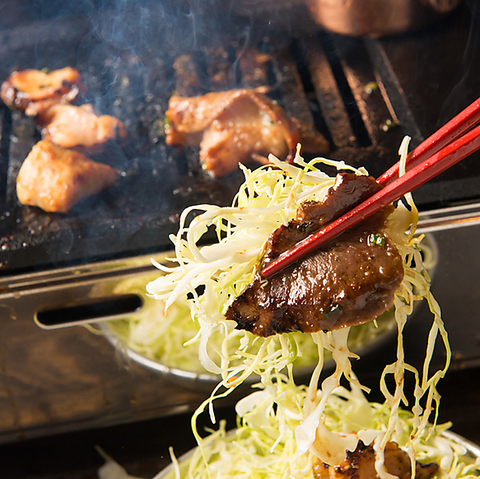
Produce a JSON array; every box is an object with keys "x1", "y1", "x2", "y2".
[{"x1": 0, "y1": 1, "x2": 479, "y2": 276}]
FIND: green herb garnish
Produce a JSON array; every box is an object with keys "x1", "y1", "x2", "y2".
[{"x1": 369, "y1": 233, "x2": 385, "y2": 246}]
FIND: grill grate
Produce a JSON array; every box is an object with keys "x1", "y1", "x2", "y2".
[{"x1": 0, "y1": 6, "x2": 479, "y2": 276}]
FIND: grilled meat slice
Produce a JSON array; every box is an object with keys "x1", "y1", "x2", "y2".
[
  {"x1": 1, "y1": 67, "x2": 84, "y2": 114},
  {"x1": 16, "y1": 140, "x2": 118, "y2": 213},
  {"x1": 226, "y1": 173, "x2": 404, "y2": 336},
  {"x1": 37, "y1": 103, "x2": 128, "y2": 152},
  {"x1": 313, "y1": 441, "x2": 439, "y2": 479},
  {"x1": 165, "y1": 89, "x2": 328, "y2": 176}
]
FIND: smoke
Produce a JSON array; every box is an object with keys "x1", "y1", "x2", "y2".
[
  {"x1": 438, "y1": 0, "x2": 480, "y2": 125},
  {"x1": 87, "y1": 1, "x2": 238, "y2": 56}
]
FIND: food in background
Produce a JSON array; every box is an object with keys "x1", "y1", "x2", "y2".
[
  {"x1": 165, "y1": 89, "x2": 329, "y2": 176},
  {"x1": 37, "y1": 103, "x2": 128, "y2": 152},
  {"x1": 1, "y1": 66, "x2": 128, "y2": 213},
  {"x1": 0, "y1": 67, "x2": 84, "y2": 115},
  {"x1": 16, "y1": 140, "x2": 118, "y2": 213},
  {"x1": 1, "y1": 67, "x2": 127, "y2": 152},
  {"x1": 227, "y1": 173, "x2": 404, "y2": 336}
]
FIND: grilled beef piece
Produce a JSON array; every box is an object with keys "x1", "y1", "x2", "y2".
[
  {"x1": 313, "y1": 440, "x2": 439, "y2": 479},
  {"x1": 226, "y1": 173, "x2": 404, "y2": 337}
]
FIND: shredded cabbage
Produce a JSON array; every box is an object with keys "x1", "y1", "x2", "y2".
[
  {"x1": 105, "y1": 279, "x2": 396, "y2": 376},
  {"x1": 146, "y1": 150, "x2": 381, "y2": 385},
  {"x1": 174, "y1": 381, "x2": 480, "y2": 479},
  {"x1": 145, "y1": 143, "x2": 453, "y2": 478}
]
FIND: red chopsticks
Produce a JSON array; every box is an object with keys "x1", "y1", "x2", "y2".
[
  {"x1": 378, "y1": 97, "x2": 480, "y2": 186},
  {"x1": 261, "y1": 97, "x2": 480, "y2": 278}
]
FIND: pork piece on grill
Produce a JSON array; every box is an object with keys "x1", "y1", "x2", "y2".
[
  {"x1": 37, "y1": 103, "x2": 128, "y2": 153},
  {"x1": 1, "y1": 67, "x2": 84, "y2": 115},
  {"x1": 226, "y1": 173, "x2": 404, "y2": 336},
  {"x1": 165, "y1": 89, "x2": 329, "y2": 176},
  {"x1": 313, "y1": 441, "x2": 439, "y2": 479},
  {"x1": 16, "y1": 140, "x2": 118, "y2": 213}
]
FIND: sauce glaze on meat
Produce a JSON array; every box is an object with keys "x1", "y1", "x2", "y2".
[{"x1": 226, "y1": 173, "x2": 404, "y2": 337}]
